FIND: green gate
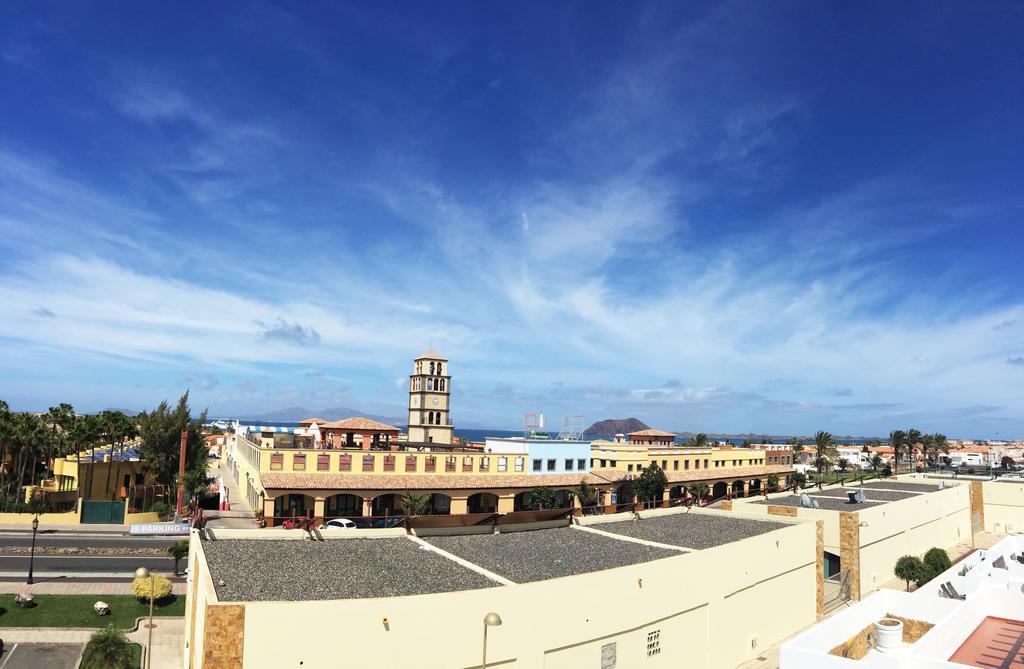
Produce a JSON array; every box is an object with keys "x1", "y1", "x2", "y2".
[{"x1": 80, "y1": 500, "x2": 125, "y2": 524}]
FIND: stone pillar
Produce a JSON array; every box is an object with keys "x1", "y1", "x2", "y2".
[
  {"x1": 450, "y1": 496, "x2": 468, "y2": 515},
  {"x1": 661, "y1": 488, "x2": 671, "y2": 508},
  {"x1": 969, "y1": 480, "x2": 985, "y2": 542},
  {"x1": 313, "y1": 496, "x2": 325, "y2": 523},
  {"x1": 262, "y1": 497, "x2": 276, "y2": 526},
  {"x1": 742, "y1": 481, "x2": 750, "y2": 498},
  {"x1": 815, "y1": 519, "x2": 825, "y2": 619},
  {"x1": 362, "y1": 496, "x2": 372, "y2": 517},
  {"x1": 497, "y1": 493, "x2": 515, "y2": 514},
  {"x1": 839, "y1": 511, "x2": 861, "y2": 601}
]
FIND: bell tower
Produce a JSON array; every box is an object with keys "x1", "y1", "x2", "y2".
[{"x1": 408, "y1": 347, "x2": 453, "y2": 445}]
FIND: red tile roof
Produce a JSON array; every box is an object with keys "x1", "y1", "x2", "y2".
[
  {"x1": 319, "y1": 417, "x2": 399, "y2": 432},
  {"x1": 628, "y1": 429, "x2": 676, "y2": 437}
]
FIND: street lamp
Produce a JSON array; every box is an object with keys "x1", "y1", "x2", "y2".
[
  {"x1": 481, "y1": 611, "x2": 502, "y2": 669},
  {"x1": 27, "y1": 515, "x2": 39, "y2": 585},
  {"x1": 135, "y1": 567, "x2": 156, "y2": 669}
]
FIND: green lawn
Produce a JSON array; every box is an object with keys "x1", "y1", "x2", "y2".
[{"x1": 0, "y1": 594, "x2": 184, "y2": 629}]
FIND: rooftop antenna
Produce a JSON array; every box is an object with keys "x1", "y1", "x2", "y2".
[{"x1": 557, "y1": 415, "x2": 585, "y2": 441}]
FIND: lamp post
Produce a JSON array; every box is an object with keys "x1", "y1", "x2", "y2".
[
  {"x1": 481, "y1": 611, "x2": 502, "y2": 669},
  {"x1": 134, "y1": 567, "x2": 156, "y2": 669},
  {"x1": 27, "y1": 515, "x2": 39, "y2": 585}
]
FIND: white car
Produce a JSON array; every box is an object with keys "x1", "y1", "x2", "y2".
[{"x1": 319, "y1": 518, "x2": 356, "y2": 530}]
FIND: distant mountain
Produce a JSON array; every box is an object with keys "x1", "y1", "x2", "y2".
[
  {"x1": 583, "y1": 418, "x2": 651, "y2": 436},
  {"x1": 245, "y1": 406, "x2": 407, "y2": 427}
]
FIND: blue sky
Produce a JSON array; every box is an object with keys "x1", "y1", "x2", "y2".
[{"x1": 1, "y1": 2, "x2": 1022, "y2": 437}]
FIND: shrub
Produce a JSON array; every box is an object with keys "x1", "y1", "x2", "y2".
[
  {"x1": 168, "y1": 540, "x2": 190, "y2": 575},
  {"x1": 767, "y1": 473, "x2": 780, "y2": 490},
  {"x1": 632, "y1": 464, "x2": 668, "y2": 505},
  {"x1": 132, "y1": 574, "x2": 173, "y2": 603},
  {"x1": 151, "y1": 501, "x2": 171, "y2": 519},
  {"x1": 81, "y1": 626, "x2": 134, "y2": 669},
  {"x1": 527, "y1": 486, "x2": 558, "y2": 510},
  {"x1": 894, "y1": 555, "x2": 923, "y2": 591},
  {"x1": 923, "y1": 547, "x2": 951, "y2": 576},
  {"x1": 789, "y1": 472, "x2": 807, "y2": 487}
]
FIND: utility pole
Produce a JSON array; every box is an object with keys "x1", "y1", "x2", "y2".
[{"x1": 176, "y1": 429, "x2": 188, "y2": 518}]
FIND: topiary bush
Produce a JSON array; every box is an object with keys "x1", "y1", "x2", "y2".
[
  {"x1": 894, "y1": 555, "x2": 923, "y2": 591},
  {"x1": 132, "y1": 574, "x2": 173, "y2": 603},
  {"x1": 923, "y1": 547, "x2": 951, "y2": 576}
]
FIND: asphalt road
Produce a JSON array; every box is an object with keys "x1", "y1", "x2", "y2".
[
  {"x1": 0, "y1": 534, "x2": 177, "y2": 550},
  {"x1": 0, "y1": 643, "x2": 83, "y2": 669},
  {"x1": 0, "y1": 530, "x2": 182, "y2": 579}
]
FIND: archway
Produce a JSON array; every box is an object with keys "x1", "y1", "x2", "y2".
[
  {"x1": 467, "y1": 492, "x2": 498, "y2": 514},
  {"x1": 324, "y1": 493, "x2": 363, "y2": 518},
  {"x1": 732, "y1": 480, "x2": 745, "y2": 497},
  {"x1": 513, "y1": 491, "x2": 530, "y2": 511},
  {"x1": 615, "y1": 484, "x2": 634, "y2": 507},
  {"x1": 427, "y1": 493, "x2": 451, "y2": 515},
  {"x1": 273, "y1": 493, "x2": 311, "y2": 519},
  {"x1": 669, "y1": 485, "x2": 686, "y2": 500},
  {"x1": 712, "y1": 481, "x2": 728, "y2": 499},
  {"x1": 750, "y1": 478, "x2": 762, "y2": 494},
  {"x1": 554, "y1": 489, "x2": 574, "y2": 509},
  {"x1": 371, "y1": 493, "x2": 403, "y2": 517}
]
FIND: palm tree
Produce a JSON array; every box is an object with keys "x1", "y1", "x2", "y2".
[
  {"x1": 889, "y1": 430, "x2": 906, "y2": 470},
  {"x1": 689, "y1": 481, "x2": 710, "y2": 500},
  {"x1": 575, "y1": 480, "x2": 598, "y2": 511},
  {"x1": 836, "y1": 458, "x2": 850, "y2": 474},
  {"x1": 932, "y1": 433, "x2": 949, "y2": 465},
  {"x1": 814, "y1": 431, "x2": 837, "y2": 469},
  {"x1": 401, "y1": 490, "x2": 431, "y2": 516},
  {"x1": 80, "y1": 627, "x2": 134, "y2": 669},
  {"x1": 814, "y1": 455, "x2": 830, "y2": 476},
  {"x1": 45, "y1": 403, "x2": 75, "y2": 477},
  {"x1": 905, "y1": 428, "x2": 923, "y2": 470},
  {"x1": 687, "y1": 433, "x2": 709, "y2": 449},
  {"x1": 870, "y1": 453, "x2": 884, "y2": 473}
]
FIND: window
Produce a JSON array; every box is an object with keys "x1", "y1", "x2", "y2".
[
  {"x1": 479, "y1": 457, "x2": 490, "y2": 471},
  {"x1": 600, "y1": 459, "x2": 607, "y2": 467},
  {"x1": 427, "y1": 378, "x2": 434, "y2": 391},
  {"x1": 578, "y1": 458, "x2": 586, "y2": 470},
  {"x1": 610, "y1": 460, "x2": 617, "y2": 467},
  {"x1": 463, "y1": 456, "x2": 473, "y2": 472},
  {"x1": 673, "y1": 460, "x2": 679, "y2": 471},
  {"x1": 684, "y1": 460, "x2": 690, "y2": 470},
  {"x1": 547, "y1": 459, "x2": 556, "y2": 471},
  {"x1": 439, "y1": 379, "x2": 445, "y2": 391},
  {"x1": 650, "y1": 460, "x2": 657, "y2": 468},
  {"x1": 704, "y1": 459, "x2": 709, "y2": 469},
  {"x1": 405, "y1": 455, "x2": 417, "y2": 472},
  {"x1": 339, "y1": 454, "x2": 351, "y2": 471},
  {"x1": 514, "y1": 457, "x2": 524, "y2": 472},
  {"x1": 445, "y1": 456, "x2": 456, "y2": 472},
  {"x1": 425, "y1": 456, "x2": 436, "y2": 472},
  {"x1": 694, "y1": 460, "x2": 700, "y2": 469},
  {"x1": 383, "y1": 455, "x2": 395, "y2": 472},
  {"x1": 532, "y1": 459, "x2": 542, "y2": 472},
  {"x1": 317, "y1": 454, "x2": 330, "y2": 471},
  {"x1": 565, "y1": 458, "x2": 574, "y2": 471},
  {"x1": 270, "y1": 453, "x2": 283, "y2": 470},
  {"x1": 628, "y1": 464, "x2": 634, "y2": 472},
  {"x1": 292, "y1": 453, "x2": 306, "y2": 470},
  {"x1": 498, "y1": 457, "x2": 508, "y2": 472},
  {"x1": 646, "y1": 630, "x2": 661, "y2": 657},
  {"x1": 661, "y1": 460, "x2": 667, "y2": 470},
  {"x1": 362, "y1": 455, "x2": 375, "y2": 472}
]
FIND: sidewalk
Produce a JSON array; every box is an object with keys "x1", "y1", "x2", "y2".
[
  {"x1": 0, "y1": 617, "x2": 185, "y2": 669},
  {"x1": 0, "y1": 581, "x2": 186, "y2": 595},
  {"x1": 204, "y1": 462, "x2": 256, "y2": 529}
]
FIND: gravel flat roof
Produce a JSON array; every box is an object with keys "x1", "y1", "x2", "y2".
[
  {"x1": 203, "y1": 537, "x2": 498, "y2": 601},
  {"x1": 803, "y1": 487, "x2": 922, "y2": 501},
  {"x1": 757, "y1": 495, "x2": 885, "y2": 511},
  {"x1": 856, "y1": 481, "x2": 957, "y2": 493},
  {"x1": 595, "y1": 513, "x2": 789, "y2": 549},
  {"x1": 423, "y1": 527, "x2": 678, "y2": 583}
]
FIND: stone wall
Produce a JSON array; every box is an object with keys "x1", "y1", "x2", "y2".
[
  {"x1": 839, "y1": 511, "x2": 861, "y2": 601},
  {"x1": 203, "y1": 604, "x2": 245, "y2": 668},
  {"x1": 767, "y1": 505, "x2": 798, "y2": 517}
]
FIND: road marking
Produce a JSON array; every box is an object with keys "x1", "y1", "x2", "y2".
[{"x1": 0, "y1": 644, "x2": 18, "y2": 669}]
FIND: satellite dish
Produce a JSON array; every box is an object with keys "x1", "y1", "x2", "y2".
[
  {"x1": 799, "y1": 493, "x2": 813, "y2": 508},
  {"x1": 938, "y1": 481, "x2": 945, "y2": 490},
  {"x1": 854, "y1": 489, "x2": 866, "y2": 504},
  {"x1": 812, "y1": 499, "x2": 820, "y2": 509}
]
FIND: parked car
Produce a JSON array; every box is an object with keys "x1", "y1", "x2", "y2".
[{"x1": 319, "y1": 518, "x2": 357, "y2": 530}]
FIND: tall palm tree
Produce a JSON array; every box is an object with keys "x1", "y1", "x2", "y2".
[
  {"x1": 814, "y1": 431, "x2": 837, "y2": 467},
  {"x1": 814, "y1": 455, "x2": 830, "y2": 475},
  {"x1": 45, "y1": 403, "x2": 75, "y2": 478},
  {"x1": 932, "y1": 433, "x2": 949, "y2": 465},
  {"x1": 0, "y1": 401, "x2": 12, "y2": 503},
  {"x1": 787, "y1": 436, "x2": 804, "y2": 457},
  {"x1": 904, "y1": 428, "x2": 923, "y2": 470},
  {"x1": 836, "y1": 458, "x2": 850, "y2": 474},
  {"x1": 889, "y1": 430, "x2": 907, "y2": 469},
  {"x1": 869, "y1": 453, "x2": 884, "y2": 473}
]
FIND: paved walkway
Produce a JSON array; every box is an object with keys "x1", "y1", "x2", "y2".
[
  {"x1": 204, "y1": 462, "x2": 256, "y2": 529},
  {"x1": 127, "y1": 616, "x2": 185, "y2": 669},
  {"x1": 0, "y1": 580, "x2": 186, "y2": 595}
]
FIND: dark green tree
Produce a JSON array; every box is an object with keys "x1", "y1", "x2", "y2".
[
  {"x1": 527, "y1": 486, "x2": 558, "y2": 510},
  {"x1": 168, "y1": 539, "x2": 190, "y2": 576},
  {"x1": 894, "y1": 555, "x2": 923, "y2": 591},
  {"x1": 766, "y1": 473, "x2": 780, "y2": 491},
  {"x1": 137, "y1": 392, "x2": 209, "y2": 491},
  {"x1": 575, "y1": 480, "x2": 598, "y2": 511},
  {"x1": 401, "y1": 490, "x2": 431, "y2": 516},
  {"x1": 922, "y1": 547, "x2": 951, "y2": 582},
  {"x1": 632, "y1": 464, "x2": 668, "y2": 506}
]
